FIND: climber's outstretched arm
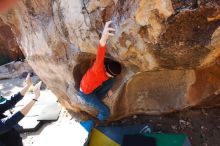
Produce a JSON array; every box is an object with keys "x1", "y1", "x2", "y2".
[{"x1": 99, "y1": 21, "x2": 115, "y2": 46}]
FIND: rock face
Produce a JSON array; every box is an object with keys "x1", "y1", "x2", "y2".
[
  {"x1": 0, "y1": 19, "x2": 24, "y2": 65},
  {"x1": 0, "y1": 60, "x2": 33, "y2": 80},
  {"x1": 0, "y1": 0, "x2": 219, "y2": 120}
]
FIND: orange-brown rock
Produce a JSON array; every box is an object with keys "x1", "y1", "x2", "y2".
[
  {"x1": 0, "y1": 0, "x2": 219, "y2": 121},
  {"x1": 0, "y1": 19, "x2": 23, "y2": 65}
]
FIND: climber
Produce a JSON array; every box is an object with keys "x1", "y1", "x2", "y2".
[
  {"x1": 0, "y1": 74, "x2": 42, "y2": 146},
  {"x1": 79, "y1": 21, "x2": 122, "y2": 123}
]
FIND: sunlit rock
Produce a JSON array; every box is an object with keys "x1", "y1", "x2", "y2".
[{"x1": 0, "y1": 0, "x2": 219, "y2": 120}]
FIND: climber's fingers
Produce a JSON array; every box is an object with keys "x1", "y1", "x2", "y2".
[
  {"x1": 105, "y1": 21, "x2": 112, "y2": 27},
  {"x1": 108, "y1": 28, "x2": 116, "y2": 32},
  {"x1": 108, "y1": 33, "x2": 115, "y2": 36}
]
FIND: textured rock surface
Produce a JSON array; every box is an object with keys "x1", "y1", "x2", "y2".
[
  {"x1": 0, "y1": 19, "x2": 24, "y2": 65},
  {"x1": 0, "y1": 60, "x2": 33, "y2": 80},
  {"x1": 0, "y1": 0, "x2": 219, "y2": 120}
]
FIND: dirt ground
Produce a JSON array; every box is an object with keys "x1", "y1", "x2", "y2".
[{"x1": 111, "y1": 107, "x2": 220, "y2": 146}]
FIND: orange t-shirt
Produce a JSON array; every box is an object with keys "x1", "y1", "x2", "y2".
[{"x1": 80, "y1": 44, "x2": 109, "y2": 94}]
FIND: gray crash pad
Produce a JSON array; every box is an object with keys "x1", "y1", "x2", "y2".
[
  {"x1": 16, "y1": 117, "x2": 43, "y2": 133},
  {"x1": 37, "y1": 103, "x2": 61, "y2": 121},
  {"x1": 16, "y1": 102, "x2": 61, "y2": 133}
]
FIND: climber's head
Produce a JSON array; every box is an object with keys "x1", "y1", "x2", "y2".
[{"x1": 104, "y1": 60, "x2": 122, "y2": 78}]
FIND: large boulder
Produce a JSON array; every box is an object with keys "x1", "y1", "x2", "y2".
[
  {"x1": 0, "y1": 19, "x2": 24, "y2": 65},
  {"x1": 0, "y1": 0, "x2": 219, "y2": 120}
]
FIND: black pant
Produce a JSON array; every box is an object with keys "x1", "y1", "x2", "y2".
[{"x1": 0, "y1": 128, "x2": 23, "y2": 146}]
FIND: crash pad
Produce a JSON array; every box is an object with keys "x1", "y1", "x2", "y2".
[
  {"x1": 144, "y1": 133, "x2": 191, "y2": 146},
  {"x1": 89, "y1": 124, "x2": 153, "y2": 146},
  {"x1": 37, "y1": 103, "x2": 61, "y2": 121},
  {"x1": 15, "y1": 117, "x2": 43, "y2": 133},
  {"x1": 122, "y1": 134, "x2": 156, "y2": 146},
  {"x1": 11, "y1": 92, "x2": 60, "y2": 133},
  {"x1": 16, "y1": 102, "x2": 61, "y2": 132},
  {"x1": 32, "y1": 120, "x2": 90, "y2": 146}
]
